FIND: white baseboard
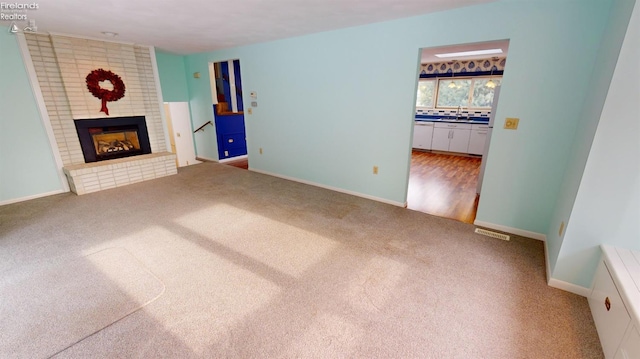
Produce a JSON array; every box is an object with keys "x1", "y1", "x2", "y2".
[
  {"x1": 249, "y1": 168, "x2": 406, "y2": 207},
  {"x1": 547, "y1": 278, "x2": 591, "y2": 297},
  {"x1": 473, "y1": 220, "x2": 546, "y2": 241},
  {"x1": 541, "y1": 241, "x2": 590, "y2": 297},
  {"x1": 0, "y1": 189, "x2": 67, "y2": 206}
]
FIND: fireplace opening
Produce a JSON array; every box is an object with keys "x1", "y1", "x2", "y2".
[
  {"x1": 75, "y1": 116, "x2": 151, "y2": 163},
  {"x1": 92, "y1": 127, "x2": 141, "y2": 158}
]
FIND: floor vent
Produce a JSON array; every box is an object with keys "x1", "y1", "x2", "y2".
[{"x1": 474, "y1": 228, "x2": 510, "y2": 241}]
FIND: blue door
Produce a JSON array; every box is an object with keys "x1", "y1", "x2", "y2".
[{"x1": 213, "y1": 59, "x2": 247, "y2": 159}]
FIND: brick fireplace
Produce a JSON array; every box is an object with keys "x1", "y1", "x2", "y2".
[{"x1": 24, "y1": 33, "x2": 176, "y2": 195}]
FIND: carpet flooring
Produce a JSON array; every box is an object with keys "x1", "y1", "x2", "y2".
[
  {"x1": 1, "y1": 248, "x2": 164, "y2": 358},
  {"x1": 0, "y1": 162, "x2": 603, "y2": 358}
]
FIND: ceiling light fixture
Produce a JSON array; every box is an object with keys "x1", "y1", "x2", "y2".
[
  {"x1": 448, "y1": 73, "x2": 457, "y2": 88},
  {"x1": 435, "y1": 49, "x2": 503, "y2": 58},
  {"x1": 101, "y1": 31, "x2": 118, "y2": 38},
  {"x1": 486, "y1": 69, "x2": 496, "y2": 88}
]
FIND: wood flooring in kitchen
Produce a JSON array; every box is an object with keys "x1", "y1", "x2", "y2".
[
  {"x1": 407, "y1": 150, "x2": 481, "y2": 224},
  {"x1": 224, "y1": 157, "x2": 249, "y2": 169}
]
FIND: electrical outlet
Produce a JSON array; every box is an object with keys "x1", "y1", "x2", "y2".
[
  {"x1": 559, "y1": 221, "x2": 565, "y2": 236},
  {"x1": 504, "y1": 117, "x2": 520, "y2": 130},
  {"x1": 247, "y1": 108, "x2": 253, "y2": 115},
  {"x1": 373, "y1": 166, "x2": 378, "y2": 175},
  {"x1": 259, "y1": 148, "x2": 263, "y2": 155}
]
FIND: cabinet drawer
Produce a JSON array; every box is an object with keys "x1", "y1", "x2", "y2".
[
  {"x1": 414, "y1": 121, "x2": 434, "y2": 127},
  {"x1": 434, "y1": 123, "x2": 472, "y2": 130},
  {"x1": 471, "y1": 124, "x2": 489, "y2": 130},
  {"x1": 589, "y1": 260, "x2": 631, "y2": 358}
]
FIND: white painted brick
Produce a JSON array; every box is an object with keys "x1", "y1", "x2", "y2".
[
  {"x1": 81, "y1": 177, "x2": 99, "y2": 188},
  {"x1": 83, "y1": 184, "x2": 101, "y2": 194},
  {"x1": 36, "y1": 35, "x2": 173, "y2": 193},
  {"x1": 99, "y1": 182, "x2": 116, "y2": 191}
]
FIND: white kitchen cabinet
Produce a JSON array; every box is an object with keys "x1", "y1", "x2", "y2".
[
  {"x1": 431, "y1": 127, "x2": 451, "y2": 151},
  {"x1": 412, "y1": 122, "x2": 434, "y2": 150},
  {"x1": 432, "y1": 123, "x2": 471, "y2": 153},
  {"x1": 589, "y1": 245, "x2": 640, "y2": 359},
  {"x1": 589, "y1": 261, "x2": 631, "y2": 358},
  {"x1": 449, "y1": 128, "x2": 471, "y2": 153},
  {"x1": 468, "y1": 124, "x2": 489, "y2": 155}
]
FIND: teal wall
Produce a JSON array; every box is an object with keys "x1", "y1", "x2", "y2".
[
  {"x1": 0, "y1": 28, "x2": 63, "y2": 203},
  {"x1": 185, "y1": 1, "x2": 610, "y2": 225},
  {"x1": 155, "y1": 50, "x2": 189, "y2": 102},
  {"x1": 0, "y1": 0, "x2": 631, "y2": 291},
  {"x1": 551, "y1": 0, "x2": 638, "y2": 287}
]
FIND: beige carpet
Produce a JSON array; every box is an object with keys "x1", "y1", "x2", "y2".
[
  {"x1": 0, "y1": 162, "x2": 603, "y2": 358},
  {"x1": 0, "y1": 248, "x2": 164, "y2": 358}
]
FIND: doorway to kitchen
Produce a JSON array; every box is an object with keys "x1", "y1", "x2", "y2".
[
  {"x1": 408, "y1": 151, "x2": 481, "y2": 223},
  {"x1": 407, "y1": 40, "x2": 509, "y2": 223}
]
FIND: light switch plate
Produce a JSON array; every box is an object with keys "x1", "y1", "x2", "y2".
[{"x1": 504, "y1": 117, "x2": 519, "y2": 130}]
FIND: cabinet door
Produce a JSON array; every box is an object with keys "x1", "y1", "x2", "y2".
[
  {"x1": 468, "y1": 130, "x2": 488, "y2": 155},
  {"x1": 615, "y1": 325, "x2": 640, "y2": 359},
  {"x1": 222, "y1": 132, "x2": 247, "y2": 150},
  {"x1": 413, "y1": 123, "x2": 433, "y2": 149},
  {"x1": 449, "y1": 128, "x2": 471, "y2": 153},
  {"x1": 412, "y1": 124, "x2": 424, "y2": 149},
  {"x1": 589, "y1": 261, "x2": 631, "y2": 359},
  {"x1": 431, "y1": 128, "x2": 451, "y2": 151}
]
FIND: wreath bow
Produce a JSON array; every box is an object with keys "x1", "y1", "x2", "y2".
[{"x1": 85, "y1": 69, "x2": 126, "y2": 115}]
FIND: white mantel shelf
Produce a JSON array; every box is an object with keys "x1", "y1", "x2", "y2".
[{"x1": 63, "y1": 152, "x2": 177, "y2": 195}]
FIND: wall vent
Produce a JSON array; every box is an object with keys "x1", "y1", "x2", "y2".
[{"x1": 474, "y1": 228, "x2": 510, "y2": 241}]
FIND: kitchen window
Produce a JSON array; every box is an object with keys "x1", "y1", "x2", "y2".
[
  {"x1": 416, "y1": 76, "x2": 502, "y2": 109},
  {"x1": 416, "y1": 80, "x2": 436, "y2": 108}
]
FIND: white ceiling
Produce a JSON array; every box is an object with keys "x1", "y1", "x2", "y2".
[{"x1": 10, "y1": 0, "x2": 498, "y2": 54}]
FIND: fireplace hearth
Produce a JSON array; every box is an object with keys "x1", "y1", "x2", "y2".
[{"x1": 75, "y1": 116, "x2": 152, "y2": 163}]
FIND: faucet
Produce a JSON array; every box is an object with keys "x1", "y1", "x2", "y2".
[{"x1": 455, "y1": 106, "x2": 469, "y2": 120}]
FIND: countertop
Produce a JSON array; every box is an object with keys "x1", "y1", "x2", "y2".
[{"x1": 415, "y1": 114, "x2": 489, "y2": 125}]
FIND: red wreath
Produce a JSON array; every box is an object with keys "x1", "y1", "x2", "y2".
[{"x1": 85, "y1": 69, "x2": 126, "y2": 115}]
